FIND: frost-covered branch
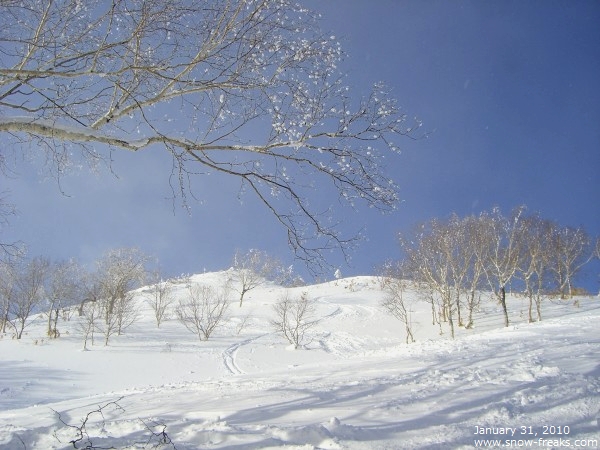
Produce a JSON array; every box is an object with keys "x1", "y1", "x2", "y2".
[{"x1": 0, "y1": 0, "x2": 420, "y2": 271}]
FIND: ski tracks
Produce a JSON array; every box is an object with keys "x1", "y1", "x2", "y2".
[
  {"x1": 222, "y1": 333, "x2": 269, "y2": 375},
  {"x1": 316, "y1": 296, "x2": 377, "y2": 321}
]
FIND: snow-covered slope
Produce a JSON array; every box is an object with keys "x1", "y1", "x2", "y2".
[{"x1": 1, "y1": 272, "x2": 598, "y2": 449}]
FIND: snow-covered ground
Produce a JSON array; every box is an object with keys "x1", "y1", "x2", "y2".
[{"x1": 1, "y1": 271, "x2": 599, "y2": 449}]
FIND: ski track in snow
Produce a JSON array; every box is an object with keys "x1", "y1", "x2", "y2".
[
  {"x1": 222, "y1": 340, "x2": 245, "y2": 375},
  {"x1": 222, "y1": 333, "x2": 269, "y2": 375}
]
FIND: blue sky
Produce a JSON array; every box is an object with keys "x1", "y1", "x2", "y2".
[{"x1": 3, "y1": 1, "x2": 599, "y2": 288}]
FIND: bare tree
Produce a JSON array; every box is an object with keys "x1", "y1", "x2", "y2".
[
  {"x1": 113, "y1": 291, "x2": 139, "y2": 338},
  {"x1": 547, "y1": 224, "x2": 594, "y2": 298},
  {"x1": 275, "y1": 264, "x2": 306, "y2": 288},
  {"x1": 9, "y1": 256, "x2": 50, "y2": 339},
  {"x1": 95, "y1": 290, "x2": 139, "y2": 346},
  {"x1": 46, "y1": 258, "x2": 83, "y2": 338},
  {"x1": 400, "y1": 220, "x2": 457, "y2": 338},
  {"x1": 398, "y1": 210, "x2": 522, "y2": 333},
  {"x1": 479, "y1": 206, "x2": 527, "y2": 327},
  {"x1": 145, "y1": 273, "x2": 175, "y2": 328},
  {"x1": 271, "y1": 291, "x2": 317, "y2": 349},
  {"x1": 233, "y1": 249, "x2": 280, "y2": 307},
  {"x1": 95, "y1": 248, "x2": 148, "y2": 323},
  {"x1": 0, "y1": 258, "x2": 17, "y2": 333},
  {"x1": 77, "y1": 270, "x2": 102, "y2": 349},
  {"x1": 90, "y1": 248, "x2": 148, "y2": 345},
  {"x1": 518, "y1": 214, "x2": 554, "y2": 322},
  {"x1": 444, "y1": 214, "x2": 475, "y2": 328},
  {"x1": 81, "y1": 281, "x2": 139, "y2": 347},
  {"x1": 379, "y1": 262, "x2": 415, "y2": 344},
  {"x1": 390, "y1": 207, "x2": 595, "y2": 331},
  {"x1": 0, "y1": 1, "x2": 419, "y2": 272},
  {"x1": 176, "y1": 283, "x2": 230, "y2": 341},
  {"x1": 461, "y1": 214, "x2": 487, "y2": 329},
  {"x1": 78, "y1": 299, "x2": 100, "y2": 351}
]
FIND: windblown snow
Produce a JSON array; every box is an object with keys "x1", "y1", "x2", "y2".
[{"x1": 0, "y1": 271, "x2": 598, "y2": 449}]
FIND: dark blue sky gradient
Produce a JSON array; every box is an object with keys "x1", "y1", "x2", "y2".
[{"x1": 3, "y1": 1, "x2": 599, "y2": 288}]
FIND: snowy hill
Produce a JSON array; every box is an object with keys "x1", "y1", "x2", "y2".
[{"x1": 0, "y1": 272, "x2": 599, "y2": 449}]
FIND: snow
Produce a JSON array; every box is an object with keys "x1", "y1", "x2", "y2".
[{"x1": 0, "y1": 272, "x2": 599, "y2": 449}]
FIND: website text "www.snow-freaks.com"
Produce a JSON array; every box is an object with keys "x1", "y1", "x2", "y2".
[
  {"x1": 472, "y1": 425, "x2": 598, "y2": 448},
  {"x1": 473, "y1": 437, "x2": 599, "y2": 448}
]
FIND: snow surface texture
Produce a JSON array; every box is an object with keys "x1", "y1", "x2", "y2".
[{"x1": 0, "y1": 271, "x2": 598, "y2": 449}]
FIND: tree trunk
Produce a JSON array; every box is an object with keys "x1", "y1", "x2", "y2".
[
  {"x1": 47, "y1": 306, "x2": 53, "y2": 336},
  {"x1": 47, "y1": 303, "x2": 60, "y2": 338},
  {"x1": 455, "y1": 292, "x2": 463, "y2": 327},
  {"x1": 52, "y1": 308, "x2": 60, "y2": 337},
  {"x1": 465, "y1": 290, "x2": 476, "y2": 329},
  {"x1": 499, "y1": 286, "x2": 509, "y2": 327},
  {"x1": 16, "y1": 320, "x2": 25, "y2": 339},
  {"x1": 447, "y1": 306, "x2": 455, "y2": 338},
  {"x1": 405, "y1": 326, "x2": 415, "y2": 344},
  {"x1": 239, "y1": 289, "x2": 248, "y2": 307}
]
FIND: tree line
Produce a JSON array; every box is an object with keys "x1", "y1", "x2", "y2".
[
  {"x1": 0, "y1": 248, "x2": 149, "y2": 343},
  {"x1": 0, "y1": 247, "x2": 309, "y2": 348},
  {"x1": 381, "y1": 206, "x2": 598, "y2": 340},
  {"x1": 1, "y1": 209, "x2": 597, "y2": 348}
]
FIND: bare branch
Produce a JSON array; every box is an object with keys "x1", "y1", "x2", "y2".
[{"x1": 0, "y1": 0, "x2": 419, "y2": 272}]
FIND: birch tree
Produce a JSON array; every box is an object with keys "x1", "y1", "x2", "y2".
[
  {"x1": 462, "y1": 215, "x2": 487, "y2": 329},
  {"x1": 0, "y1": 259, "x2": 17, "y2": 333},
  {"x1": 480, "y1": 206, "x2": 526, "y2": 327},
  {"x1": 145, "y1": 273, "x2": 175, "y2": 328},
  {"x1": 78, "y1": 299, "x2": 100, "y2": 350},
  {"x1": 92, "y1": 248, "x2": 148, "y2": 344},
  {"x1": 10, "y1": 256, "x2": 50, "y2": 339},
  {"x1": 547, "y1": 224, "x2": 594, "y2": 298},
  {"x1": 232, "y1": 249, "x2": 280, "y2": 307},
  {"x1": 400, "y1": 221, "x2": 457, "y2": 338},
  {"x1": 379, "y1": 261, "x2": 415, "y2": 344},
  {"x1": 518, "y1": 214, "x2": 553, "y2": 321},
  {"x1": 46, "y1": 258, "x2": 83, "y2": 338},
  {"x1": 95, "y1": 247, "x2": 148, "y2": 325},
  {"x1": 444, "y1": 214, "x2": 473, "y2": 328},
  {"x1": 0, "y1": 0, "x2": 419, "y2": 271}
]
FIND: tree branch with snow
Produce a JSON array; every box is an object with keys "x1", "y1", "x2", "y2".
[{"x1": 0, "y1": 0, "x2": 420, "y2": 272}]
